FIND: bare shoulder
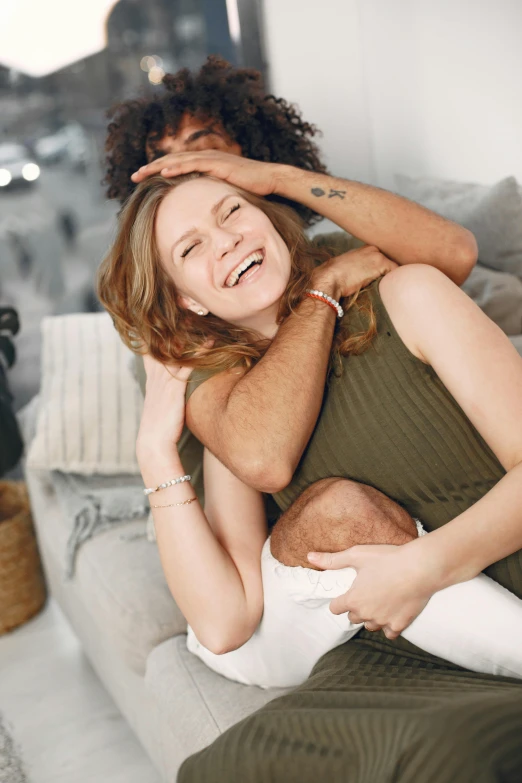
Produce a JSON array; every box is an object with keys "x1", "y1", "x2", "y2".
[
  {"x1": 380, "y1": 264, "x2": 522, "y2": 471},
  {"x1": 379, "y1": 263, "x2": 456, "y2": 306},
  {"x1": 378, "y1": 264, "x2": 468, "y2": 361}
]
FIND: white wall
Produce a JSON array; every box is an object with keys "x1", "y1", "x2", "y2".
[
  {"x1": 261, "y1": 0, "x2": 374, "y2": 183},
  {"x1": 262, "y1": 0, "x2": 522, "y2": 189}
]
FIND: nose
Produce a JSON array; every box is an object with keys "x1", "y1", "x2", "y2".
[{"x1": 214, "y1": 226, "x2": 241, "y2": 259}]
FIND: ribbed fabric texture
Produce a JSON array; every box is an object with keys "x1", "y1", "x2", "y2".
[
  {"x1": 274, "y1": 279, "x2": 505, "y2": 530},
  {"x1": 179, "y1": 281, "x2": 522, "y2": 783},
  {"x1": 27, "y1": 313, "x2": 143, "y2": 474},
  {"x1": 179, "y1": 638, "x2": 522, "y2": 783}
]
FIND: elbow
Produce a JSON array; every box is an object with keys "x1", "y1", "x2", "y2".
[
  {"x1": 230, "y1": 453, "x2": 295, "y2": 495},
  {"x1": 233, "y1": 455, "x2": 294, "y2": 494},
  {"x1": 452, "y1": 229, "x2": 478, "y2": 285},
  {"x1": 203, "y1": 622, "x2": 258, "y2": 656}
]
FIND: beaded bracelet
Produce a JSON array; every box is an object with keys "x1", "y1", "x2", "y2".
[
  {"x1": 305, "y1": 289, "x2": 344, "y2": 319},
  {"x1": 143, "y1": 474, "x2": 192, "y2": 496}
]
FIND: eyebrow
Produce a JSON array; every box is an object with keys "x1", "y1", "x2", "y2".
[
  {"x1": 171, "y1": 194, "x2": 237, "y2": 255},
  {"x1": 184, "y1": 128, "x2": 223, "y2": 146}
]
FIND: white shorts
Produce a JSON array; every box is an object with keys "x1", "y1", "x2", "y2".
[{"x1": 187, "y1": 528, "x2": 522, "y2": 689}]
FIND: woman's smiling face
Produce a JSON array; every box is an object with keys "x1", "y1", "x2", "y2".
[{"x1": 155, "y1": 177, "x2": 292, "y2": 335}]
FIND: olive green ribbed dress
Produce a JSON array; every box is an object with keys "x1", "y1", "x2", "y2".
[{"x1": 179, "y1": 280, "x2": 522, "y2": 783}]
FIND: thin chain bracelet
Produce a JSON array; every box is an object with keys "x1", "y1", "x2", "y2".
[
  {"x1": 143, "y1": 474, "x2": 192, "y2": 496},
  {"x1": 150, "y1": 496, "x2": 198, "y2": 509}
]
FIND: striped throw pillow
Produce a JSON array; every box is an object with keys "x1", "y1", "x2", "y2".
[{"x1": 27, "y1": 312, "x2": 143, "y2": 474}]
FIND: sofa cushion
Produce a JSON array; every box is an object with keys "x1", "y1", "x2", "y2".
[
  {"x1": 29, "y1": 468, "x2": 186, "y2": 674},
  {"x1": 395, "y1": 174, "x2": 522, "y2": 280},
  {"x1": 145, "y1": 635, "x2": 288, "y2": 765},
  {"x1": 510, "y1": 335, "x2": 522, "y2": 356},
  {"x1": 462, "y1": 264, "x2": 522, "y2": 336},
  {"x1": 27, "y1": 312, "x2": 142, "y2": 475}
]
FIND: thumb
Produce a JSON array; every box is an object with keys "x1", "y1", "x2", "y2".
[{"x1": 307, "y1": 547, "x2": 360, "y2": 571}]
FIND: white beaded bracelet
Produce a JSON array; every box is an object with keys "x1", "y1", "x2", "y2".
[
  {"x1": 143, "y1": 474, "x2": 192, "y2": 496},
  {"x1": 305, "y1": 289, "x2": 344, "y2": 319}
]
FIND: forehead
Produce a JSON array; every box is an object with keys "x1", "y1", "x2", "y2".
[{"x1": 155, "y1": 178, "x2": 241, "y2": 240}]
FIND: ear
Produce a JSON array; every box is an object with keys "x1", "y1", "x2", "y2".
[{"x1": 177, "y1": 294, "x2": 208, "y2": 316}]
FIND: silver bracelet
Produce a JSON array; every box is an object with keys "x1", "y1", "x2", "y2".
[
  {"x1": 143, "y1": 474, "x2": 192, "y2": 496},
  {"x1": 305, "y1": 289, "x2": 344, "y2": 319}
]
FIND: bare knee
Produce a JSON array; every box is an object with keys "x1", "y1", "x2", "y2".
[{"x1": 270, "y1": 478, "x2": 417, "y2": 567}]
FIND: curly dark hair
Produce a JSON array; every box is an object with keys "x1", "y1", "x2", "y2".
[{"x1": 104, "y1": 56, "x2": 328, "y2": 226}]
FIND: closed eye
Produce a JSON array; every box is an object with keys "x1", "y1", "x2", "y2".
[
  {"x1": 224, "y1": 203, "x2": 240, "y2": 220},
  {"x1": 181, "y1": 241, "x2": 198, "y2": 258},
  {"x1": 181, "y1": 204, "x2": 239, "y2": 257}
]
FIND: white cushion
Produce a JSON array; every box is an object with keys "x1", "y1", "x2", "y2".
[
  {"x1": 27, "y1": 312, "x2": 142, "y2": 474},
  {"x1": 395, "y1": 175, "x2": 522, "y2": 280}
]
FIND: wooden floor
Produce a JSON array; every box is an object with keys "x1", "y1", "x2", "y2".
[{"x1": 0, "y1": 599, "x2": 161, "y2": 783}]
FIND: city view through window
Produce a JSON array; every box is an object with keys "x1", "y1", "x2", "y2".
[{"x1": 0, "y1": 0, "x2": 255, "y2": 413}]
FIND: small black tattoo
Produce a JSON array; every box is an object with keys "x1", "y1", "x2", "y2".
[
  {"x1": 311, "y1": 187, "x2": 326, "y2": 197},
  {"x1": 328, "y1": 189, "x2": 346, "y2": 199}
]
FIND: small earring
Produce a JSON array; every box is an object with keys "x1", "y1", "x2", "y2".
[{"x1": 197, "y1": 309, "x2": 205, "y2": 316}]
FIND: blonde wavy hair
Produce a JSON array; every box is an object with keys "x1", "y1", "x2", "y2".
[{"x1": 97, "y1": 173, "x2": 376, "y2": 374}]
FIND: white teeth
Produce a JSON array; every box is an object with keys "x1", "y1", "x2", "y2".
[{"x1": 225, "y1": 251, "x2": 264, "y2": 287}]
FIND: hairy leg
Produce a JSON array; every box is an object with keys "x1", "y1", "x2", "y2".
[{"x1": 270, "y1": 478, "x2": 417, "y2": 568}]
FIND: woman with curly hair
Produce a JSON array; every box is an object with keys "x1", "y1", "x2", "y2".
[{"x1": 97, "y1": 150, "x2": 522, "y2": 699}]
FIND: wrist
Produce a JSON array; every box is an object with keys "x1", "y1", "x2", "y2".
[
  {"x1": 407, "y1": 533, "x2": 471, "y2": 593},
  {"x1": 310, "y1": 268, "x2": 342, "y2": 302},
  {"x1": 272, "y1": 163, "x2": 308, "y2": 197},
  {"x1": 136, "y1": 443, "x2": 184, "y2": 481}
]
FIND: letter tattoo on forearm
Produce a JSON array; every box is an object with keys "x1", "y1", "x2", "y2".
[{"x1": 311, "y1": 187, "x2": 346, "y2": 200}]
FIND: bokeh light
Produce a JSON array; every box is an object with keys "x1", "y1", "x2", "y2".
[
  {"x1": 22, "y1": 163, "x2": 41, "y2": 181},
  {"x1": 148, "y1": 65, "x2": 165, "y2": 84},
  {"x1": 0, "y1": 169, "x2": 13, "y2": 187}
]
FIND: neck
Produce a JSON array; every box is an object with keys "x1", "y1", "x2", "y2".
[{"x1": 232, "y1": 303, "x2": 281, "y2": 340}]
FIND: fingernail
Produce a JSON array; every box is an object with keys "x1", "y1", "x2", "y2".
[{"x1": 307, "y1": 553, "x2": 319, "y2": 562}]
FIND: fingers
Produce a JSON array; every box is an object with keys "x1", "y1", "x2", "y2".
[
  {"x1": 166, "y1": 364, "x2": 193, "y2": 382},
  {"x1": 307, "y1": 547, "x2": 359, "y2": 570},
  {"x1": 142, "y1": 353, "x2": 193, "y2": 383},
  {"x1": 329, "y1": 593, "x2": 352, "y2": 616},
  {"x1": 142, "y1": 353, "x2": 162, "y2": 372},
  {"x1": 131, "y1": 151, "x2": 225, "y2": 182}
]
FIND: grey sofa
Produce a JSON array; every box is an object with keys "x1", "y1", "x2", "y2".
[{"x1": 24, "y1": 465, "x2": 287, "y2": 781}]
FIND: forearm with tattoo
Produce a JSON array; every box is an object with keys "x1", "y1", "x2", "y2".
[{"x1": 274, "y1": 167, "x2": 477, "y2": 284}]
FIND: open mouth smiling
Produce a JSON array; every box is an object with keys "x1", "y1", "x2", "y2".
[{"x1": 224, "y1": 249, "x2": 265, "y2": 288}]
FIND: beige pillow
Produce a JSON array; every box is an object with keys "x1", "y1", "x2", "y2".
[{"x1": 27, "y1": 312, "x2": 142, "y2": 474}]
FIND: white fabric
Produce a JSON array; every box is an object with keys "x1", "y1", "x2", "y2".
[
  {"x1": 187, "y1": 529, "x2": 522, "y2": 689},
  {"x1": 27, "y1": 312, "x2": 143, "y2": 474}
]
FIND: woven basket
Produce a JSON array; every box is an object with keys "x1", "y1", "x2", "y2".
[{"x1": 0, "y1": 481, "x2": 47, "y2": 635}]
